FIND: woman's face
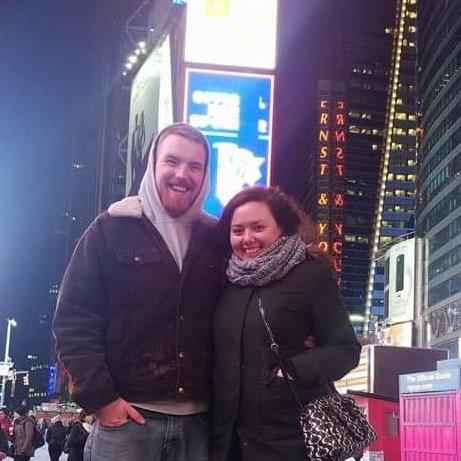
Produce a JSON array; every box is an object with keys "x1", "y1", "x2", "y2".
[{"x1": 230, "y1": 201, "x2": 282, "y2": 260}]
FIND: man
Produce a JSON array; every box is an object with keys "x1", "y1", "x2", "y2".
[
  {"x1": 11, "y1": 407, "x2": 35, "y2": 461},
  {"x1": 53, "y1": 123, "x2": 224, "y2": 461}
]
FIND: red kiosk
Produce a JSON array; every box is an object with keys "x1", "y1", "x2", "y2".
[{"x1": 347, "y1": 391, "x2": 400, "y2": 461}]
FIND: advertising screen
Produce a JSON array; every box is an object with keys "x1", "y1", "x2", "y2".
[
  {"x1": 185, "y1": 0, "x2": 277, "y2": 69},
  {"x1": 387, "y1": 238, "x2": 415, "y2": 324},
  {"x1": 126, "y1": 36, "x2": 173, "y2": 195},
  {"x1": 184, "y1": 68, "x2": 273, "y2": 217}
]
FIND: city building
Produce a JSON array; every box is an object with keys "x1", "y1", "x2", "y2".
[
  {"x1": 365, "y1": 0, "x2": 418, "y2": 328},
  {"x1": 296, "y1": 0, "x2": 396, "y2": 333},
  {"x1": 416, "y1": 0, "x2": 461, "y2": 357}
]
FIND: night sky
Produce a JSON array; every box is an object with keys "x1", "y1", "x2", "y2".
[
  {"x1": 0, "y1": 0, "x2": 353, "y2": 364},
  {"x1": 0, "y1": 0, "x2": 99, "y2": 359}
]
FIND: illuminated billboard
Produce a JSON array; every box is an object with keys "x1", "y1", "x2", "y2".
[
  {"x1": 185, "y1": 0, "x2": 277, "y2": 69},
  {"x1": 184, "y1": 68, "x2": 273, "y2": 217},
  {"x1": 387, "y1": 238, "x2": 415, "y2": 324},
  {"x1": 126, "y1": 36, "x2": 173, "y2": 195}
]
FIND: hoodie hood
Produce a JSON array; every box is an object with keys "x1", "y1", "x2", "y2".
[
  {"x1": 138, "y1": 123, "x2": 211, "y2": 225},
  {"x1": 135, "y1": 123, "x2": 211, "y2": 270}
]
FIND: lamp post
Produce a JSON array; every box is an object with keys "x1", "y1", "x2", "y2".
[{"x1": 0, "y1": 318, "x2": 17, "y2": 407}]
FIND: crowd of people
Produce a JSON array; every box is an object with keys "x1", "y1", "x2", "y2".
[
  {"x1": 51, "y1": 122, "x2": 361, "y2": 461},
  {"x1": 0, "y1": 407, "x2": 92, "y2": 461}
]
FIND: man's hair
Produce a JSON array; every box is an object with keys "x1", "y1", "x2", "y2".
[
  {"x1": 155, "y1": 123, "x2": 209, "y2": 158},
  {"x1": 14, "y1": 406, "x2": 28, "y2": 416}
]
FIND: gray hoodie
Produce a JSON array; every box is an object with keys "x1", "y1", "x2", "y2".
[{"x1": 137, "y1": 123, "x2": 211, "y2": 270}]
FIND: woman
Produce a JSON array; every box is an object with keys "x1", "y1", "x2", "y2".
[
  {"x1": 0, "y1": 408, "x2": 11, "y2": 442},
  {"x1": 211, "y1": 187, "x2": 361, "y2": 461},
  {"x1": 66, "y1": 411, "x2": 91, "y2": 461},
  {"x1": 46, "y1": 416, "x2": 67, "y2": 461}
]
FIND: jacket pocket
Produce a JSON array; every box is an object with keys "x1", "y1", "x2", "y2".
[
  {"x1": 260, "y1": 375, "x2": 302, "y2": 439},
  {"x1": 115, "y1": 248, "x2": 162, "y2": 307}
]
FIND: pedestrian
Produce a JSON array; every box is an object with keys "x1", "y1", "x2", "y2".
[
  {"x1": 46, "y1": 415, "x2": 67, "y2": 461},
  {"x1": 53, "y1": 122, "x2": 225, "y2": 461},
  {"x1": 11, "y1": 406, "x2": 35, "y2": 461},
  {"x1": 0, "y1": 424, "x2": 8, "y2": 460},
  {"x1": 0, "y1": 408, "x2": 11, "y2": 441},
  {"x1": 210, "y1": 186, "x2": 362, "y2": 461},
  {"x1": 66, "y1": 411, "x2": 92, "y2": 461}
]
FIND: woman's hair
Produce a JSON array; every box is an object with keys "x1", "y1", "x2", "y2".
[{"x1": 217, "y1": 186, "x2": 316, "y2": 254}]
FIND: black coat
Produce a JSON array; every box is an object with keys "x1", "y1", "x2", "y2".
[
  {"x1": 211, "y1": 257, "x2": 361, "y2": 461},
  {"x1": 0, "y1": 428, "x2": 7, "y2": 456},
  {"x1": 67, "y1": 422, "x2": 89, "y2": 461},
  {"x1": 53, "y1": 210, "x2": 225, "y2": 413},
  {"x1": 46, "y1": 422, "x2": 67, "y2": 448}
]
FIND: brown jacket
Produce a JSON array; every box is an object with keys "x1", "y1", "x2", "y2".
[
  {"x1": 12, "y1": 416, "x2": 35, "y2": 457},
  {"x1": 53, "y1": 209, "x2": 225, "y2": 413}
]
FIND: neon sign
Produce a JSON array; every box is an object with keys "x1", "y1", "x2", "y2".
[{"x1": 315, "y1": 96, "x2": 346, "y2": 280}]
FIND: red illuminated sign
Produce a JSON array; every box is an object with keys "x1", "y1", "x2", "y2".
[
  {"x1": 334, "y1": 193, "x2": 344, "y2": 207},
  {"x1": 315, "y1": 96, "x2": 346, "y2": 280},
  {"x1": 336, "y1": 114, "x2": 345, "y2": 125},
  {"x1": 335, "y1": 130, "x2": 345, "y2": 142}
]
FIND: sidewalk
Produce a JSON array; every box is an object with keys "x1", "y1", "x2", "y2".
[{"x1": 33, "y1": 444, "x2": 68, "y2": 460}]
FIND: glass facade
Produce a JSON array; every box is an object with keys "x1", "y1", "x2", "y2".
[
  {"x1": 302, "y1": 0, "x2": 396, "y2": 334},
  {"x1": 417, "y1": 0, "x2": 461, "y2": 355},
  {"x1": 365, "y1": 0, "x2": 418, "y2": 327}
]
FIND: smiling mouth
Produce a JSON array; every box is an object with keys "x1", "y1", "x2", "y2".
[
  {"x1": 169, "y1": 184, "x2": 190, "y2": 193},
  {"x1": 242, "y1": 247, "x2": 261, "y2": 256}
]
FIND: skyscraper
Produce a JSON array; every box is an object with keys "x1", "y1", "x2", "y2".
[
  {"x1": 292, "y1": 1, "x2": 395, "y2": 333},
  {"x1": 365, "y1": 0, "x2": 418, "y2": 327},
  {"x1": 417, "y1": 0, "x2": 461, "y2": 357}
]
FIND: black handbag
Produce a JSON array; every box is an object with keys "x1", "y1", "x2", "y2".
[{"x1": 257, "y1": 296, "x2": 377, "y2": 461}]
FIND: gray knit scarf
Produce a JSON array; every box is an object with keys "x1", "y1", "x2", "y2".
[{"x1": 227, "y1": 234, "x2": 307, "y2": 287}]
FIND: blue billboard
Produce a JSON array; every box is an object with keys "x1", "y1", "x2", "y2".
[{"x1": 184, "y1": 68, "x2": 273, "y2": 217}]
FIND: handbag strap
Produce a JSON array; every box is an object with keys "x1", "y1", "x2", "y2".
[{"x1": 257, "y1": 295, "x2": 305, "y2": 411}]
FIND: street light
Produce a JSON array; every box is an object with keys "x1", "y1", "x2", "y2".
[{"x1": 0, "y1": 318, "x2": 17, "y2": 407}]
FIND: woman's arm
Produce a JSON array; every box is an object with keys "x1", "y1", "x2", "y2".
[{"x1": 287, "y1": 260, "x2": 361, "y2": 387}]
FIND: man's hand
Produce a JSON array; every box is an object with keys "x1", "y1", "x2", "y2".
[
  {"x1": 95, "y1": 397, "x2": 146, "y2": 427},
  {"x1": 0, "y1": 451, "x2": 6, "y2": 460}
]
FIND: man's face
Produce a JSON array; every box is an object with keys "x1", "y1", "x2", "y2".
[{"x1": 154, "y1": 134, "x2": 206, "y2": 217}]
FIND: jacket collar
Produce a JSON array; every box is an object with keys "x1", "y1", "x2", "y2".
[
  {"x1": 108, "y1": 196, "x2": 217, "y2": 274},
  {"x1": 108, "y1": 196, "x2": 143, "y2": 218}
]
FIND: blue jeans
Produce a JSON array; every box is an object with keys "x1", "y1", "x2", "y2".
[{"x1": 84, "y1": 412, "x2": 209, "y2": 461}]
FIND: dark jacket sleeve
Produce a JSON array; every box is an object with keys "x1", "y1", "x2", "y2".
[
  {"x1": 52, "y1": 215, "x2": 119, "y2": 413},
  {"x1": 288, "y1": 260, "x2": 361, "y2": 387},
  {"x1": 68, "y1": 423, "x2": 87, "y2": 448},
  {"x1": 0, "y1": 429, "x2": 8, "y2": 455}
]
